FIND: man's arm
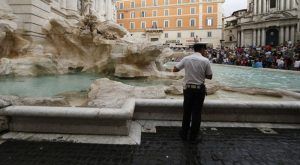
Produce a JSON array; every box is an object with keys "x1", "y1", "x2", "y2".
[
  {"x1": 173, "y1": 66, "x2": 180, "y2": 72},
  {"x1": 205, "y1": 62, "x2": 213, "y2": 80},
  {"x1": 173, "y1": 58, "x2": 185, "y2": 72}
]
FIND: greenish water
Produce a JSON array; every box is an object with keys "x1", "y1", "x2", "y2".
[
  {"x1": 0, "y1": 74, "x2": 171, "y2": 97},
  {"x1": 0, "y1": 64, "x2": 299, "y2": 97},
  {"x1": 212, "y1": 65, "x2": 300, "y2": 92}
]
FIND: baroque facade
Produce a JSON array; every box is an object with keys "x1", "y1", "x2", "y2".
[
  {"x1": 223, "y1": 10, "x2": 247, "y2": 48},
  {"x1": 234, "y1": 0, "x2": 300, "y2": 47},
  {"x1": 116, "y1": 0, "x2": 224, "y2": 48},
  {"x1": 6, "y1": 0, "x2": 116, "y2": 39}
]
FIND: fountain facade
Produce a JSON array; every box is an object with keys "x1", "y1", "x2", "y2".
[{"x1": 0, "y1": 0, "x2": 168, "y2": 78}]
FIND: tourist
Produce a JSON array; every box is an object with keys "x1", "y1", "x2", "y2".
[
  {"x1": 294, "y1": 57, "x2": 300, "y2": 71},
  {"x1": 206, "y1": 43, "x2": 300, "y2": 71},
  {"x1": 277, "y1": 58, "x2": 284, "y2": 69},
  {"x1": 173, "y1": 43, "x2": 213, "y2": 143},
  {"x1": 254, "y1": 59, "x2": 263, "y2": 68}
]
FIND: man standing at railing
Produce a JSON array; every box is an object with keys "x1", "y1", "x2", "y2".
[{"x1": 173, "y1": 43, "x2": 213, "y2": 143}]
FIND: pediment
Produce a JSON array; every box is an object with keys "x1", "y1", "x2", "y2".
[{"x1": 261, "y1": 12, "x2": 294, "y2": 21}]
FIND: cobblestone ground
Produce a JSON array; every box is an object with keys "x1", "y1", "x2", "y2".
[{"x1": 0, "y1": 127, "x2": 299, "y2": 165}]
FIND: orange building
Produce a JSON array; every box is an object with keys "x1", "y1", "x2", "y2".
[{"x1": 116, "y1": 0, "x2": 224, "y2": 48}]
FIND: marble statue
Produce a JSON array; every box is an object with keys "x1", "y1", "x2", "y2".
[{"x1": 82, "y1": 0, "x2": 96, "y2": 16}]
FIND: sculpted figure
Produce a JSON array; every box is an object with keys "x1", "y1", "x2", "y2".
[{"x1": 82, "y1": 0, "x2": 95, "y2": 16}]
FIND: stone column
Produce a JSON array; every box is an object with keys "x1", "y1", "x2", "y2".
[
  {"x1": 66, "y1": 0, "x2": 78, "y2": 11},
  {"x1": 257, "y1": 29, "x2": 261, "y2": 46},
  {"x1": 291, "y1": 25, "x2": 295, "y2": 43},
  {"x1": 237, "y1": 32, "x2": 240, "y2": 47},
  {"x1": 263, "y1": 0, "x2": 267, "y2": 13},
  {"x1": 241, "y1": 30, "x2": 244, "y2": 47},
  {"x1": 258, "y1": 0, "x2": 262, "y2": 14},
  {"x1": 285, "y1": 26, "x2": 290, "y2": 42},
  {"x1": 280, "y1": 0, "x2": 285, "y2": 10},
  {"x1": 254, "y1": 0, "x2": 257, "y2": 14},
  {"x1": 286, "y1": 0, "x2": 290, "y2": 10},
  {"x1": 280, "y1": 26, "x2": 285, "y2": 44},
  {"x1": 253, "y1": 29, "x2": 257, "y2": 46},
  {"x1": 291, "y1": 0, "x2": 295, "y2": 9},
  {"x1": 97, "y1": 0, "x2": 104, "y2": 20},
  {"x1": 261, "y1": 28, "x2": 266, "y2": 46},
  {"x1": 106, "y1": 0, "x2": 113, "y2": 21}
]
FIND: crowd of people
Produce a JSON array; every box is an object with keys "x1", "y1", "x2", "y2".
[{"x1": 208, "y1": 41, "x2": 300, "y2": 71}]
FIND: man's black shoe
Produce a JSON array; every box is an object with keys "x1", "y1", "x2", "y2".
[{"x1": 178, "y1": 130, "x2": 188, "y2": 141}]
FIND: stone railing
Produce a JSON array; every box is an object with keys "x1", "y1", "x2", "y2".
[
  {"x1": 0, "y1": 99, "x2": 300, "y2": 137},
  {"x1": 0, "y1": 99, "x2": 135, "y2": 135},
  {"x1": 134, "y1": 99, "x2": 300, "y2": 124}
]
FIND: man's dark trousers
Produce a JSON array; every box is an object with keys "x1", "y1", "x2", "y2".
[{"x1": 182, "y1": 85, "x2": 206, "y2": 140}]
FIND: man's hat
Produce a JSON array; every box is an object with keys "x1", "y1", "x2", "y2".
[{"x1": 193, "y1": 43, "x2": 207, "y2": 50}]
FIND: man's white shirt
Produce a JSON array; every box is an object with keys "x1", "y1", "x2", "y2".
[{"x1": 175, "y1": 53, "x2": 212, "y2": 86}]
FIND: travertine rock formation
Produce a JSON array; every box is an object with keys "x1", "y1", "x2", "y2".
[
  {"x1": 0, "y1": 0, "x2": 176, "y2": 78},
  {"x1": 0, "y1": 1, "x2": 30, "y2": 59},
  {"x1": 88, "y1": 78, "x2": 166, "y2": 108}
]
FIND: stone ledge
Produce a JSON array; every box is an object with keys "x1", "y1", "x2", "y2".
[
  {"x1": 134, "y1": 99, "x2": 300, "y2": 123},
  {"x1": 0, "y1": 99, "x2": 136, "y2": 135}
]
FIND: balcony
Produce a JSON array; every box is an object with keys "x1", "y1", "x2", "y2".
[{"x1": 145, "y1": 28, "x2": 163, "y2": 33}]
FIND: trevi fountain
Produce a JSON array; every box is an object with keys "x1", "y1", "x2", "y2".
[{"x1": 0, "y1": 0, "x2": 299, "y2": 109}]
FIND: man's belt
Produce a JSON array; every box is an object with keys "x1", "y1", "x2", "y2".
[{"x1": 184, "y1": 84, "x2": 204, "y2": 89}]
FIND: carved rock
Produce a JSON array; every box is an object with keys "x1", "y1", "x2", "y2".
[{"x1": 88, "y1": 78, "x2": 166, "y2": 108}]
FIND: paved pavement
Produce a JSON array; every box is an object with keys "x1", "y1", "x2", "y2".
[{"x1": 0, "y1": 127, "x2": 299, "y2": 165}]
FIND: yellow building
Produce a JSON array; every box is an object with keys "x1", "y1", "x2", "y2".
[{"x1": 116, "y1": 0, "x2": 224, "y2": 48}]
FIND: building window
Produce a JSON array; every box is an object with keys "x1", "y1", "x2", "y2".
[
  {"x1": 152, "y1": 10, "x2": 157, "y2": 17},
  {"x1": 229, "y1": 36, "x2": 233, "y2": 41},
  {"x1": 177, "y1": 32, "x2": 181, "y2": 38},
  {"x1": 141, "y1": 11, "x2": 146, "y2": 17},
  {"x1": 178, "y1": 0, "x2": 182, "y2": 4},
  {"x1": 207, "y1": 6, "x2": 212, "y2": 13},
  {"x1": 177, "y1": 19, "x2": 182, "y2": 27},
  {"x1": 130, "y1": 1, "x2": 135, "y2": 8},
  {"x1": 141, "y1": 0, "x2": 146, "y2": 7},
  {"x1": 119, "y1": 3, "x2": 124, "y2": 9},
  {"x1": 164, "y1": 0, "x2": 169, "y2": 5},
  {"x1": 190, "y1": 19, "x2": 196, "y2": 27},
  {"x1": 119, "y1": 13, "x2": 124, "y2": 19},
  {"x1": 165, "y1": 33, "x2": 168, "y2": 38},
  {"x1": 164, "y1": 9, "x2": 169, "y2": 16},
  {"x1": 190, "y1": 0, "x2": 196, "y2": 3},
  {"x1": 190, "y1": 7, "x2": 196, "y2": 14},
  {"x1": 206, "y1": 0, "x2": 212, "y2": 2},
  {"x1": 207, "y1": 32, "x2": 212, "y2": 37},
  {"x1": 207, "y1": 18, "x2": 213, "y2": 26},
  {"x1": 177, "y1": 8, "x2": 182, "y2": 15},
  {"x1": 153, "y1": 0, "x2": 158, "y2": 6},
  {"x1": 141, "y1": 21, "x2": 146, "y2": 29},
  {"x1": 270, "y1": 0, "x2": 276, "y2": 8},
  {"x1": 164, "y1": 20, "x2": 169, "y2": 28},
  {"x1": 130, "y1": 22, "x2": 135, "y2": 29},
  {"x1": 152, "y1": 21, "x2": 158, "y2": 28},
  {"x1": 131, "y1": 12, "x2": 135, "y2": 18},
  {"x1": 191, "y1": 32, "x2": 195, "y2": 37}
]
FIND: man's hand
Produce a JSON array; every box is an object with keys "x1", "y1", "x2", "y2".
[
  {"x1": 206, "y1": 75, "x2": 212, "y2": 80},
  {"x1": 173, "y1": 66, "x2": 180, "y2": 72}
]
